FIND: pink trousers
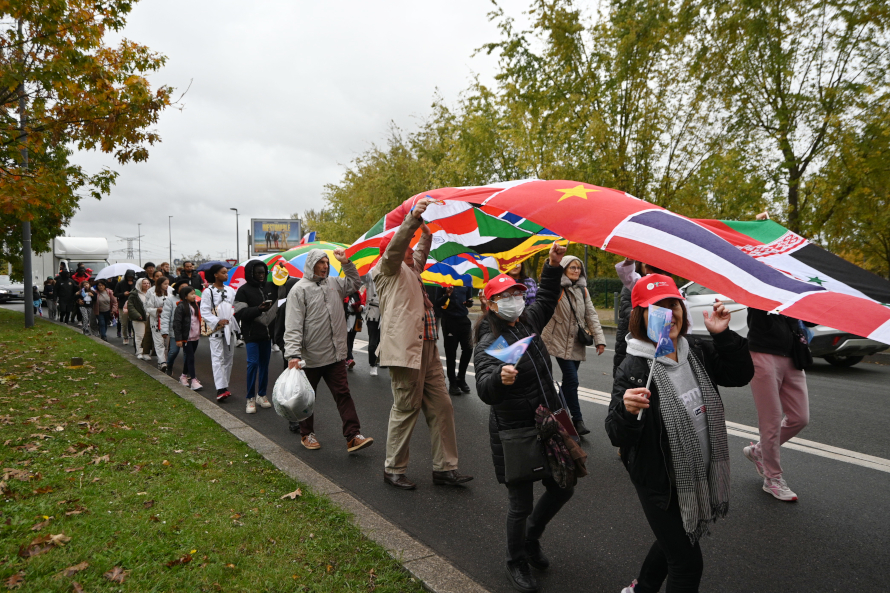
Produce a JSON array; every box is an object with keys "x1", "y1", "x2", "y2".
[{"x1": 750, "y1": 351, "x2": 810, "y2": 479}]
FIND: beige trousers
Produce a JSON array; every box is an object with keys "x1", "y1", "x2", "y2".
[{"x1": 385, "y1": 340, "x2": 459, "y2": 473}]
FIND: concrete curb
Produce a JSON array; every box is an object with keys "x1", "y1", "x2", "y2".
[{"x1": 43, "y1": 318, "x2": 489, "y2": 593}]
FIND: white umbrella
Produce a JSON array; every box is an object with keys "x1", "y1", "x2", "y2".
[{"x1": 95, "y1": 263, "x2": 144, "y2": 280}]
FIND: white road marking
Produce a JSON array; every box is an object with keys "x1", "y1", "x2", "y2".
[{"x1": 353, "y1": 345, "x2": 890, "y2": 473}]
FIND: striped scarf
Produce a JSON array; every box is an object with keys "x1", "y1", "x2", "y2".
[{"x1": 650, "y1": 353, "x2": 730, "y2": 544}]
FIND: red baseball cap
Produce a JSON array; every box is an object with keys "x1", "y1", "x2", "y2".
[
  {"x1": 631, "y1": 274, "x2": 684, "y2": 308},
  {"x1": 483, "y1": 274, "x2": 527, "y2": 300}
]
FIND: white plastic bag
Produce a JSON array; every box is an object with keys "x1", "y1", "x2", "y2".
[{"x1": 272, "y1": 363, "x2": 315, "y2": 422}]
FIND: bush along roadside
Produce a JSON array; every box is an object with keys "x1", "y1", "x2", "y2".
[{"x1": 0, "y1": 309, "x2": 425, "y2": 592}]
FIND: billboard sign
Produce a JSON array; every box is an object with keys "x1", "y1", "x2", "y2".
[{"x1": 250, "y1": 219, "x2": 301, "y2": 255}]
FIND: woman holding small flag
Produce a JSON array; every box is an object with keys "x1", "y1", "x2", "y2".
[
  {"x1": 606, "y1": 275, "x2": 753, "y2": 593},
  {"x1": 474, "y1": 241, "x2": 585, "y2": 593}
]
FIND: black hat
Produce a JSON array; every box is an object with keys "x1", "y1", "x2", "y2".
[{"x1": 144, "y1": 262, "x2": 156, "y2": 268}]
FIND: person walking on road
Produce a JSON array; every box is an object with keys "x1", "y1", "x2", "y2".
[
  {"x1": 234, "y1": 260, "x2": 277, "y2": 414},
  {"x1": 173, "y1": 285, "x2": 203, "y2": 390},
  {"x1": 372, "y1": 197, "x2": 472, "y2": 490},
  {"x1": 76, "y1": 281, "x2": 95, "y2": 335},
  {"x1": 115, "y1": 269, "x2": 137, "y2": 344},
  {"x1": 92, "y1": 279, "x2": 117, "y2": 342},
  {"x1": 474, "y1": 242, "x2": 577, "y2": 593},
  {"x1": 128, "y1": 278, "x2": 151, "y2": 359},
  {"x1": 742, "y1": 309, "x2": 812, "y2": 502},
  {"x1": 201, "y1": 264, "x2": 239, "y2": 402},
  {"x1": 344, "y1": 288, "x2": 364, "y2": 370},
  {"x1": 283, "y1": 248, "x2": 373, "y2": 453},
  {"x1": 176, "y1": 260, "x2": 204, "y2": 292},
  {"x1": 541, "y1": 255, "x2": 607, "y2": 436},
  {"x1": 606, "y1": 276, "x2": 754, "y2": 593},
  {"x1": 437, "y1": 284, "x2": 474, "y2": 396},
  {"x1": 146, "y1": 277, "x2": 173, "y2": 371},
  {"x1": 56, "y1": 270, "x2": 77, "y2": 324},
  {"x1": 43, "y1": 277, "x2": 57, "y2": 320},
  {"x1": 161, "y1": 279, "x2": 187, "y2": 378},
  {"x1": 362, "y1": 274, "x2": 381, "y2": 376}
]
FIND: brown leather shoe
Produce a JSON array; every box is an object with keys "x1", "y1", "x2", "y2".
[
  {"x1": 347, "y1": 434, "x2": 374, "y2": 452},
  {"x1": 432, "y1": 470, "x2": 474, "y2": 486},
  {"x1": 301, "y1": 433, "x2": 321, "y2": 450},
  {"x1": 383, "y1": 471, "x2": 416, "y2": 490}
]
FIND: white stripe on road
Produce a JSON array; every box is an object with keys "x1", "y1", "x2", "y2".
[{"x1": 353, "y1": 344, "x2": 890, "y2": 473}]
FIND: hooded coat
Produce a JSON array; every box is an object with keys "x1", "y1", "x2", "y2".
[
  {"x1": 283, "y1": 249, "x2": 361, "y2": 368},
  {"x1": 126, "y1": 279, "x2": 149, "y2": 322},
  {"x1": 115, "y1": 271, "x2": 137, "y2": 308},
  {"x1": 541, "y1": 255, "x2": 607, "y2": 360},
  {"x1": 234, "y1": 260, "x2": 277, "y2": 343}
]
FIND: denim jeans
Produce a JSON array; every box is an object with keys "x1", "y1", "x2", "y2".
[
  {"x1": 556, "y1": 357, "x2": 582, "y2": 422},
  {"x1": 97, "y1": 311, "x2": 112, "y2": 339},
  {"x1": 245, "y1": 340, "x2": 272, "y2": 399},
  {"x1": 166, "y1": 339, "x2": 181, "y2": 374},
  {"x1": 506, "y1": 477, "x2": 574, "y2": 563},
  {"x1": 182, "y1": 340, "x2": 199, "y2": 379}
]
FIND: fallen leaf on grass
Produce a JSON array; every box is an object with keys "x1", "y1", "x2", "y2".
[
  {"x1": 3, "y1": 468, "x2": 37, "y2": 482},
  {"x1": 162, "y1": 460, "x2": 170, "y2": 466},
  {"x1": 18, "y1": 532, "x2": 70, "y2": 558},
  {"x1": 60, "y1": 561, "x2": 89, "y2": 577},
  {"x1": 33, "y1": 486, "x2": 52, "y2": 495},
  {"x1": 148, "y1": 515, "x2": 160, "y2": 522},
  {"x1": 5, "y1": 572, "x2": 24, "y2": 589},
  {"x1": 110, "y1": 373, "x2": 122, "y2": 379},
  {"x1": 72, "y1": 582, "x2": 84, "y2": 593},
  {"x1": 143, "y1": 499, "x2": 154, "y2": 509},
  {"x1": 64, "y1": 467, "x2": 84, "y2": 473},
  {"x1": 92, "y1": 455, "x2": 110, "y2": 465},
  {"x1": 119, "y1": 390, "x2": 127, "y2": 395},
  {"x1": 65, "y1": 506, "x2": 87, "y2": 516},
  {"x1": 280, "y1": 489, "x2": 302, "y2": 500},
  {"x1": 30, "y1": 517, "x2": 53, "y2": 531},
  {"x1": 103, "y1": 566, "x2": 128, "y2": 583},
  {"x1": 166, "y1": 553, "x2": 192, "y2": 567}
]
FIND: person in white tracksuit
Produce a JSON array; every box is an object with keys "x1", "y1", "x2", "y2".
[
  {"x1": 201, "y1": 264, "x2": 239, "y2": 402},
  {"x1": 146, "y1": 277, "x2": 174, "y2": 372}
]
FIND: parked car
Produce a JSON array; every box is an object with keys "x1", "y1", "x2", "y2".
[
  {"x1": 680, "y1": 282, "x2": 888, "y2": 367},
  {"x1": 0, "y1": 276, "x2": 26, "y2": 303}
]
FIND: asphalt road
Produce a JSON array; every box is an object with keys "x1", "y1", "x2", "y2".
[{"x1": 13, "y1": 306, "x2": 890, "y2": 592}]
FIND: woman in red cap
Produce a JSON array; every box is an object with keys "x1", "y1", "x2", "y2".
[
  {"x1": 606, "y1": 274, "x2": 754, "y2": 593},
  {"x1": 474, "y1": 241, "x2": 573, "y2": 593}
]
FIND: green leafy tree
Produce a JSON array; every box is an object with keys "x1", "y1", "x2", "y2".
[{"x1": 0, "y1": 0, "x2": 172, "y2": 271}]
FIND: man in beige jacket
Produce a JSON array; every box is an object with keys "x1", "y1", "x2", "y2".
[{"x1": 372, "y1": 197, "x2": 473, "y2": 490}]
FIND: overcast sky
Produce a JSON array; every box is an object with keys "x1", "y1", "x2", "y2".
[{"x1": 62, "y1": 0, "x2": 531, "y2": 266}]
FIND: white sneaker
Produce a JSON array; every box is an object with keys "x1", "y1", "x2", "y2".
[
  {"x1": 370, "y1": 366, "x2": 378, "y2": 376},
  {"x1": 763, "y1": 476, "x2": 798, "y2": 501},
  {"x1": 246, "y1": 398, "x2": 256, "y2": 414},
  {"x1": 190, "y1": 378, "x2": 203, "y2": 391},
  {"x1": 257, "y1": 395, "x2": 272, "y2": 408},
  {"x1": 743, "y1": 442, "x2": 766, "y2": 478},
  {"x1": 620, "y1": 579, "x2": 638, "y2": 593},
  {"x1": 271, "y1": 344, "x2": 280, "y2": 352},
  {"x1": 236, "y1": 339, "x2": 245, "y2": 348},
  {"x1": 179, "y1": 374, "x2": 190, "y2": 387}
]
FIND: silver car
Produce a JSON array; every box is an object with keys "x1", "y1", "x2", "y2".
[
  {"x1": 0, "y1": 276, "x2": 26, "y2": 303},
  {"x1": 680, "y1": 282, "x2": 888, "y2": 367}
]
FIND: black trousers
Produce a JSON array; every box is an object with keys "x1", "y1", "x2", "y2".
[
  {"x1": 442, "y1": 316, "x2": 472, "y2": 383},
  {"x1": 506, "y1": 477, "x2": 574, "y2": 563},
  {"x1": 634, "y1": 486, "x2": 704, "y2": 593},
  {"x1": 366, "y1": 319, "x2": 380, "y2": 367},
  {"x1": 346, "y1": 329, "x2": 357, "y2": 360}
]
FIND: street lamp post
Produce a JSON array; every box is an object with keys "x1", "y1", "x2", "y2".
[
  {"x1": 230, "y1": 208, "x2": 239, "y2": 263},
  {"x1": 168, "y1": 216, "x2": 172, "y2": 265}
]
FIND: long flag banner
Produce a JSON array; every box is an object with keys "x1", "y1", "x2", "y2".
[
  {"x1": 380, "y1": 179, "x2": 890, "y2": 344},
  {"x1": 346, "y1": 199, "x2": 563, "y2": 288}
]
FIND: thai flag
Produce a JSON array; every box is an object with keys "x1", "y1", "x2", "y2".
[{"x1": 300, "y1": 231, "x2": 316, "y2": 245}]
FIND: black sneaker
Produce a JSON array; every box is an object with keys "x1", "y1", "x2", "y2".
[
  {"x1": 525, "y1": 539, "x2": 550, "y2": 570},
  {"x1": 458, "y1": 379, "x2": 471, "y2": 394},
  {"x1": 505, "y1": 560, "x2": 538, "y2": 592},
  {"x1": 574, "y1": 419, "x2": 591, "y2": 436},
  {"x1": 448, "y1": 383, "x2": 462, "y2": 396}
]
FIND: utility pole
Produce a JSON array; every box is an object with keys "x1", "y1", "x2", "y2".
[
  {"x1": 137, "y1": 223, "x2": 142, "y2": 267},
  {"x1": 230, "y1": 208, "x2": 239, "y2": 263},
  {"x1": 168, "y1": 216, "x2": 172, "y2": 265},
  {"x1": 18, "y1": 19, "x2": 34, "y2": 328}
]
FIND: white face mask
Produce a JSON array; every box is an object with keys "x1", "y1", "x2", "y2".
[{"x1": 494, "y1": 295, "x2": 525, "y2": 322}]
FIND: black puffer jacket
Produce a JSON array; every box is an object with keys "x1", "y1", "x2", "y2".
[
  {"x1": 612, "y1": 285, "x2": 632, "y2": 376},
  {"x1": 605, "y1": 330, "x2": 754, "y2": 510},
  {"x1": 234, "y1": 260, "x2": 272, "y2": 343},
  {"x1": 474, "y1": 262, "x2": 562, "y2": 484}
]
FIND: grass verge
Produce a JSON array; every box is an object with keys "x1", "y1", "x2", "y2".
[{"x1": 0, "y1": 309, "x2": 425, "y2": 592}]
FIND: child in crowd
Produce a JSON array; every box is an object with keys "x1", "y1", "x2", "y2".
[{"x1": 172, "y1": 285, "x2": 203, "y2": 391}]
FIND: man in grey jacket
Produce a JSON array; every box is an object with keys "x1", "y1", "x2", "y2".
[{"x1": 284, "y1": 248, "x2": 373, "y2": 453}]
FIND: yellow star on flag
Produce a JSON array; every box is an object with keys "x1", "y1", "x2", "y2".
[{"x1": 556, "y1": 185, "x2": 599, "y2": 202}]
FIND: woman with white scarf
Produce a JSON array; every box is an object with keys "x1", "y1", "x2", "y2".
[
  {"x1": 606, "y1": 274, "x2": 753, "y2": 593},
  {"x1": 127, "y1": 278, "x2": 151, "y2": 359},
  {"x1": 146, "y1": 277, "x2": 173, "y2": 371}
]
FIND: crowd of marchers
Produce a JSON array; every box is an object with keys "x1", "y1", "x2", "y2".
[{"x1": 37, "y1": 199, "x2": 813, "y2": 593}]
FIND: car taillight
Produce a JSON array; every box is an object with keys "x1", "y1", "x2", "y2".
[{"x1": 832, "y1": 336, "x2": 842, "y2": 346}]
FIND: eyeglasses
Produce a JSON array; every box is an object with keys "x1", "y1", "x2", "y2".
[
  {"x1": 566, "y1": 266, "x2": 582, "y2": 272},
  {"x1": 491, "y1": 289, "x2": 523, "y2": 301}
]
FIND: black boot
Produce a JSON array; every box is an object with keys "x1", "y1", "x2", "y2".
[
  {"x1": 574, "y1": 419, "x2": 591, "y2": 436},
  {"x1": 448, "y1": 382, "x2": 462, "y2": 396},
  {"x1": 505, "y1": 560, "x2": 538, "y2": 593},
  {"x1": 458, "y1": 379, "x2": 471, "y2": 393},
  {"x1": 524, "y1": 539, "x2": 550, "y2": 570}
]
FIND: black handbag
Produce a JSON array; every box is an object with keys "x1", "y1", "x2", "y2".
[
  {"x1": 790, "y1": 319, "x2": 813, "y2": 370},
  {"x1": 497, "y1": 421, "x2": 548, "y2": 485},
  {"x1": 564, "y1": 289, "x2": 594, "y2": 346}
]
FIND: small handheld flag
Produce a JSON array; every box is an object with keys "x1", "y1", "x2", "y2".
[
  {"x1": 485, "y1": 334, "x2": 536, "y2": 366},
  {"x1": 639, "y1": 305, "x2": 674, "y2": 420},
  {"x1": 300, "y1": 231, "x2": 317, "y2": 246}
]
